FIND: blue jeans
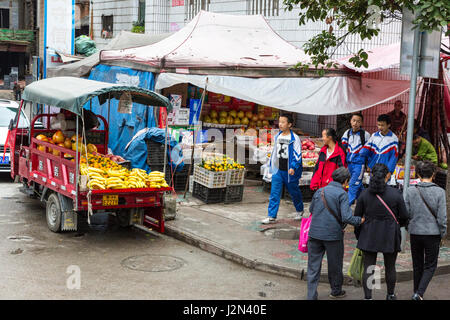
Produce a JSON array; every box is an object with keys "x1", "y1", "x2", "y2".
[
  {"x1": 268, "y1": 170, "x2": 304, "y2": 218},
  {"x1": 348, "y1": 163, "x2": 365, "y2": 205}
]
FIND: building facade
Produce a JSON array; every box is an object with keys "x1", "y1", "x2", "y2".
[{"x1": 0, "y1": 0, "x2": 36, "y2": 81}]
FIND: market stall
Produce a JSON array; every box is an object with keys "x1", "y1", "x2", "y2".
[{"x1": 98, "y1": 11, "x2": 415, "y2": 202}]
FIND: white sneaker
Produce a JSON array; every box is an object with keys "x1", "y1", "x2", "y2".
[
  {"x1": 261, "y1": 217, "x2": 277, "y2": 224},
  {"x1": 289, "y1": 211, "x2": 304, "y2": 220}
]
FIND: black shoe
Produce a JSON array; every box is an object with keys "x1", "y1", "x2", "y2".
[
  {"x1": 329, "y1": 290, "x2": 346, "y2": 299},
  {"x1": 412, "y1": 293, "x2": 423, "y2": 300},
  {"x1": 386, "y1": 294, "x2": 397, "y2": 300}
]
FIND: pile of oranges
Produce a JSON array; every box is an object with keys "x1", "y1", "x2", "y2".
[
  {"x1": 200, "y1": 156, "x2": 244, "y2": 172},
  {"x1": 80, "y1": 153, "x2": 123, "y2": 171}
]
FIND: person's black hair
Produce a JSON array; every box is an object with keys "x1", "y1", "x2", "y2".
[
  {"x1": 413, "y1": 134, "x2": 421, "y2": 140},
  {"x1": 323, "y1": 128, "x2": 338, "y2": 143},
  {"x1": 416, "y1": 161, "x2": 436, "y2": 179},
  {"x1": 377, "y1": 114, "x2": 391, "y2": 125},
  {"x1": 323, "y1": 127, "x2": 346, "y2": 152},
  {"x1": 368, "y1": 163, "x2": 389, "y2": 194},
  {"x1": 280, "y1": 113, "x2": 294, "y2": 125},
  {"x1": 332, "y1": 167, "x2": 351, "y2": 184},
  {"x1": 351, "y1": 113, "x2": 364, "y2": 122}
]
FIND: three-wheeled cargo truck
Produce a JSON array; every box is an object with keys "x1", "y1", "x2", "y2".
[{"x1": 6, "y1": 77, "x2": 173, "y2": 233}]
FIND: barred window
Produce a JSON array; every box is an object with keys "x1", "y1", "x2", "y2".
[
  {"x1": 185, "y1": 0, "x2": 210, "y2": 21},
  {"x1": 248, "y1": 0, "x2": 280, "y2": 16}
]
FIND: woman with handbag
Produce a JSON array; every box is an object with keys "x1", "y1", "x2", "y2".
[
  {"x1": 354, "y1": 163, "x2": 409, "y2": 300},
  {"x1": 404, "y1": 161, "x2": 447, "y2": 300},
  {"x1": 306, "y1": 167, "x2": 363, "y2": 300}
]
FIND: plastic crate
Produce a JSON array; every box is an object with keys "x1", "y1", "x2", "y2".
[
  {"x1": 192, "y1": 182, "x2": 226, "y2": 204},
  {"x1": 224, "y1": 185, "x2": 244, "y2": 203},
  {"x1": 193, "y1": 165, "x2": 227, "y2": 188},
  {"x1": 226, "y1": 168, "x2": 245, "y2": 186},
  {"x1": 166, "y1": 166, "x2": 190, "y2": 191},
  {"x1": 147, "y1": 140, "x2": 166, "y2": 166}
]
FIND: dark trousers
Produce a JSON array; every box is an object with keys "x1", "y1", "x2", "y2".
[
  {"x1": 307, "y1": 237, "x2": 344, "y2": 300},
  {"x1": 410, "y1": 234, "x2": 441, "y2": 297},
  {"x1": 362, "y1": 251, "x2": 398, "y2": 299}
]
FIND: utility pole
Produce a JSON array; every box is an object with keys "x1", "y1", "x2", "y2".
[{"x1": 402, "y1": 27, "x2": 421, "y2": 194}]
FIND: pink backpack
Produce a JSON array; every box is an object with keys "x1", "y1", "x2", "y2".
[{"x1": 298, "y1": 214, "x2": 312, "y2": 253}]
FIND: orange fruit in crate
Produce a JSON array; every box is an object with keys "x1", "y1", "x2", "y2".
[
  {"x1": 64, "y1": 138, "x2": 72, "y2": 149},
  {"x1": 52, "y1": 130, "x2": 65, "y2": 144}
]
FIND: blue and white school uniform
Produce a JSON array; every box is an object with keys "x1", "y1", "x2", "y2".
[
  {"x1": 359, "y1": 130, "x2": 399, "y2": 174},
  {"x1": 267, "y1": 130, "x2": 304, "y2": 218},
  {"x1": 342, "y1": 129, "x2": 371, "y2": 205}
]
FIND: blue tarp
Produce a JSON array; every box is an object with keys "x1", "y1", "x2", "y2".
[
  {"x1": 123, "y1": 128, "x2": 184, "y2": 173},
  {"x1": 86, "y1": 64, "x2": 157, "y2": 157}
]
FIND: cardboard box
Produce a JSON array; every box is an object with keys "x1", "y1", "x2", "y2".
[{"x1": 162, "y1": 83, "x2": 188, "y2": 107}]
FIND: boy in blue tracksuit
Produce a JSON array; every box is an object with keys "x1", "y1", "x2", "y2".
[
  {"x1": 262, "y1": 114, "x2": 304, "y2": 224},
  {"x1": 341, "y1": 113, "x2": 371, "y2": 205},
  {"x1": 359, "y1": 114, "x2": 399, "y2": 174}
]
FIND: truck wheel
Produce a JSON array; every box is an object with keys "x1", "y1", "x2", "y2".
[
  {"x1": 46, "y1": 193, "x2": 62, "y2": 233},
  {"x1": 116, "y1": 209, "x2": 131, "y2": 228}
]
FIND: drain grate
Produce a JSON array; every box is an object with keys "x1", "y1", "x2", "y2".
[
  {"x1": 121, "y1": 254, "x2": 186, "y2": 272},
  {"x1": 7, "y1": 235, "x2": 34, "y2": 242}
]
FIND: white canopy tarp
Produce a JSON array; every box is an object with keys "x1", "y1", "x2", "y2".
[
  {"x1": 48, "y1": 31, "x2": 172, "y2": 78},
  {"x1": 100, "y1": 11, "x2": 310, "y2": 69},
  {"x1": 156, "y1": 73, "x2": 410, "y2": 115}
]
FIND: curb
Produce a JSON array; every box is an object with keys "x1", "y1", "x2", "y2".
[{"x1": 165, "y1": 223, "x2": 450, "y2": 284}]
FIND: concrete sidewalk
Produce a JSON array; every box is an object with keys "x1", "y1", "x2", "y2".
[{"x1": 166, "y1": 180, "x2": 450, "y2": 283}]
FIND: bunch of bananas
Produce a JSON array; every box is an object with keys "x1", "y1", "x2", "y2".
[
  {"x1": 80, "y1": 164, "x2": 169, "y2": 190},
  {"x1": 147, "y1": 171, "x2": 169, "y2": 188}
]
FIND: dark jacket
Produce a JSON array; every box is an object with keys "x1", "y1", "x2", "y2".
[
  {"x1": 309, "y1": 181, "x2": 362, "y2": 241},
  {"x1": 355, "y1": 186, "x2": 409, "y2": 253},
  {"x1": 404, "y1": 182, "x2": 447, "y2": 238},
  {"x1": 310, "y1": 144, "x2": 346, "y2": 191}
]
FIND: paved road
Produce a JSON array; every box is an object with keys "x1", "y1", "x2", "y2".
[{"x1": 0, "y1": 173, "x2": 449, "y2": 300}]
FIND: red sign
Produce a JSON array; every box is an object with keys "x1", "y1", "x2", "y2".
[
  {"x1": 159, "y1": 108, "x2": 167, "y2": 128},
  {"x1": 172, "y1": 0, "x2": 184, "y2": 6}
]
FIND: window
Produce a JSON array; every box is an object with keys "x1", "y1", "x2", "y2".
[
  {"x1": 248, "y1": 0, "x2": 280, "y2": 17},
  {"x1": 138, "y1": 0, "x2": 146, "y2": 25},
  {"x1": 2, "y1": 107, "x2": 29, "y2": 129},
  {"x1": 101, "y1": 15, "x2": 113, "y2": 38},
  {"x1": 0, "y1": 9, "x2": 9, "y2": 28},
  {"x1": 185, "y1": 0, "x2": 210, "y2": 21}
]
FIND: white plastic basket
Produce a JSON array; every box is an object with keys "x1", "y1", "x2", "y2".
[
  {"x1": 226, "y1": 168, "x2": 245, "y2": 186},
  {"x1": 193, "y1": 165, "x2": 227, "y2": 188}
]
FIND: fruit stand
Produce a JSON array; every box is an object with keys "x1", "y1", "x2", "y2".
[
  {"x1": 192, "y1": 154, "x2": 246, "y2": 204},
  {"x1": 7, "y1": 77, "x2": 173, "y2": 233}
]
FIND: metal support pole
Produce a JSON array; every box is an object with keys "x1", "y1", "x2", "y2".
[
  {"x1": 163, "y1": 106, "x2": 168, "y2": 177},
  {"x1": 75, "y1": 114, "x2": 79, "y2": 211},
  {"x1": 403, "y1": 28, "x2": 422, "y2": 194}
]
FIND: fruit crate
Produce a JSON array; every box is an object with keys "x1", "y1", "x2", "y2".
[
  {"x1": 193, "y1": 164, "x2": 227, "y2": 188},
  {"x1": 166, "y1": 166, "x2": 190, "y2": 191},
  {"x1": 192, "y1": 182, "x2": 226, "y2": 204},
  {"x1": 224, "y1": 185, "x2": 244, "y2": 203},
  {"x1": 147, "y1": 140, "x2": 166, "y2": 167},
  {"x1": 226, "y1": 168, "x2": 245, "y2": 186}
]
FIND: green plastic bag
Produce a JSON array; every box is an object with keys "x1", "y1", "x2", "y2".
[{"x1": 347, "y1": 248, "x2": 364, "y2": 284}]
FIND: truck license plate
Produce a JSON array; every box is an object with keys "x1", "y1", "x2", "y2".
[{"x1": 102, "y1": 195, "x2": 118, "y2": 206}]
